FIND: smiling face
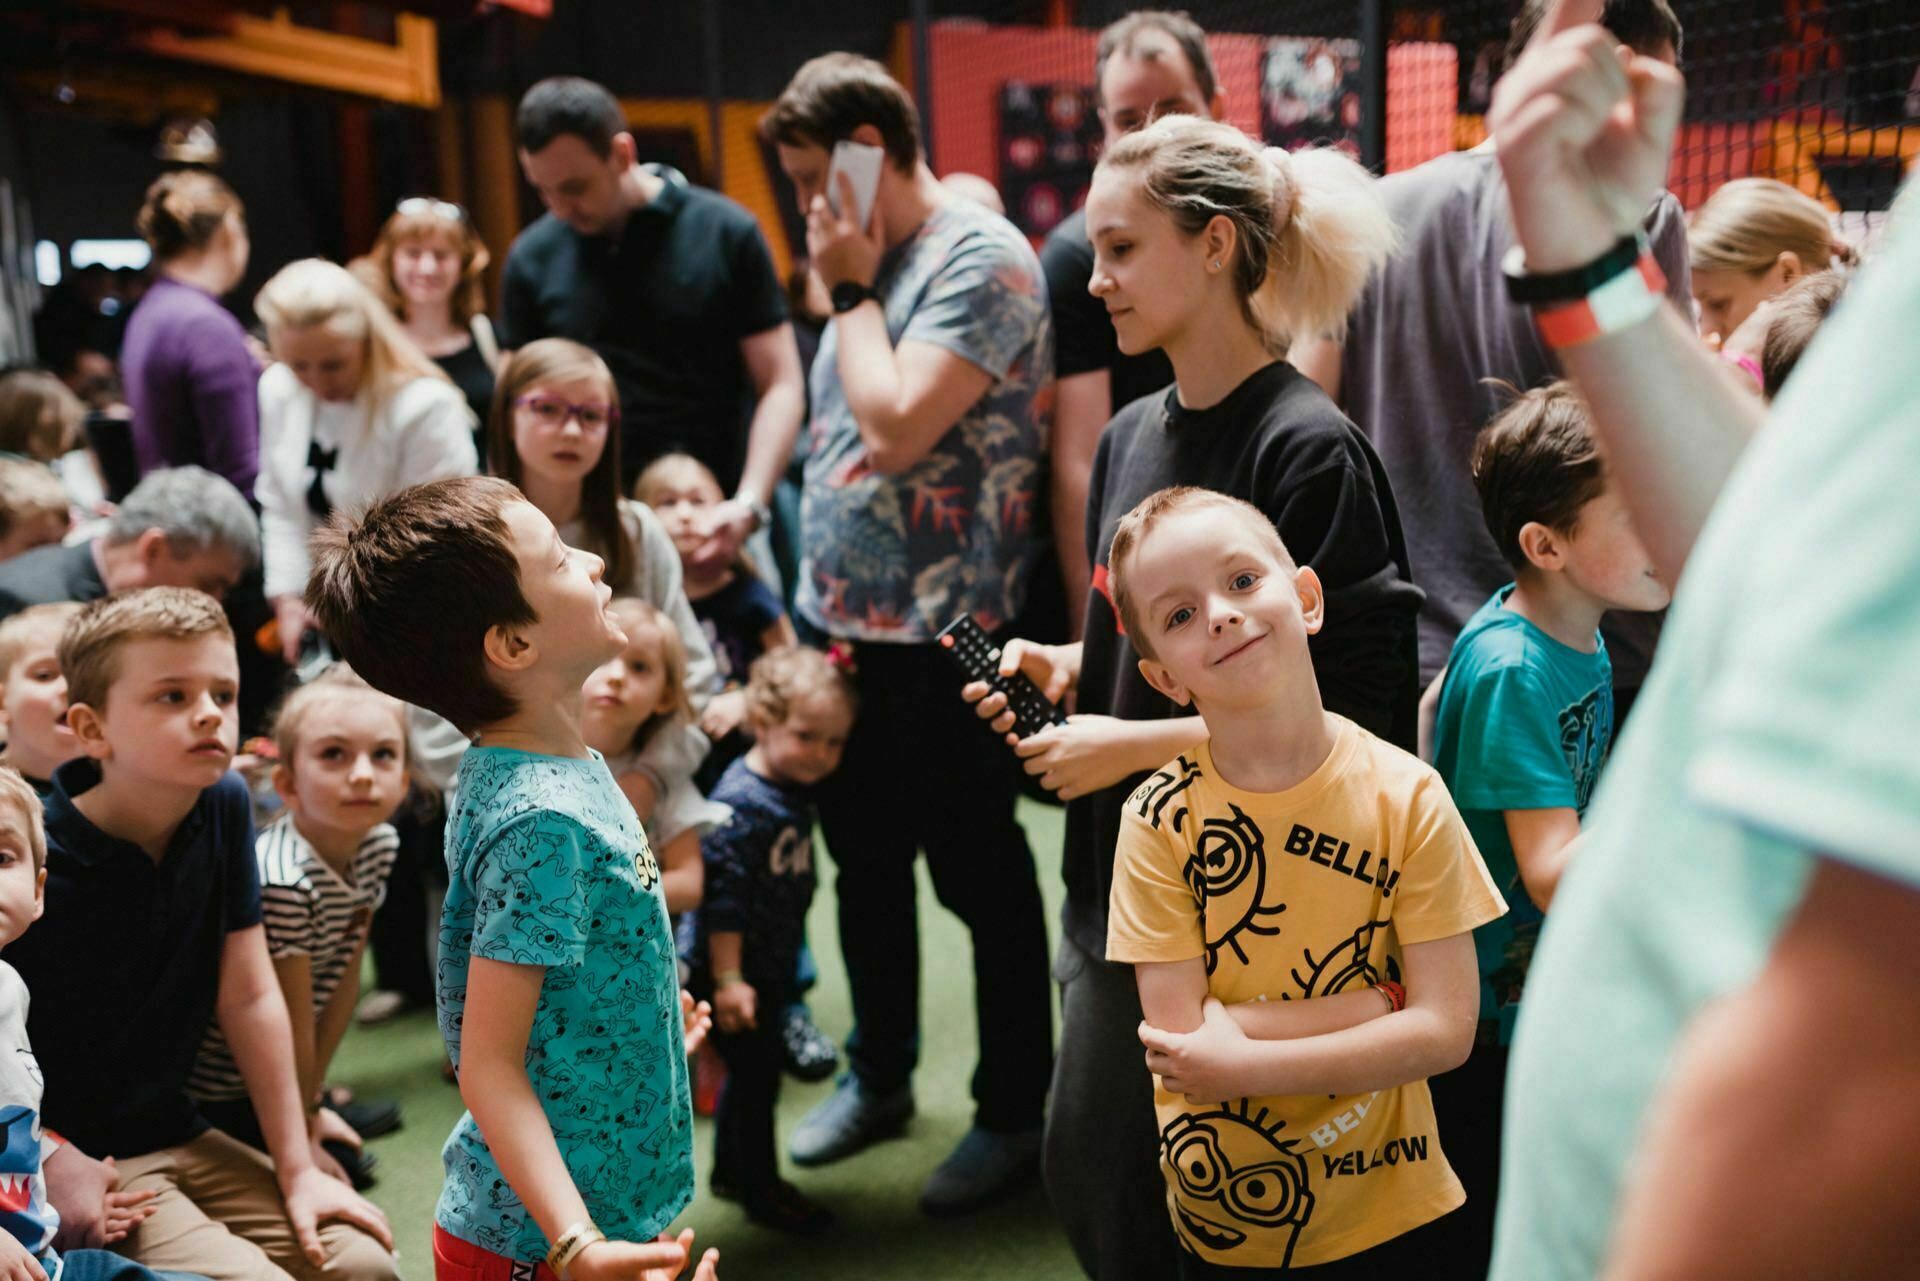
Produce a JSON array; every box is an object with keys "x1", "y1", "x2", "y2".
[
  {"x1": 272, "y1": 323, "x2": 367, "y2": 403},
  {"x1": 0, "y1": 618, "x2": 79, "y2": 782},
  {"x1": 580, "y1": 613, "x2": 674, "y2": 755},
  {"x1": 1122, "y1": 505, "x2": 1323, "y2": 711},
  {"x1": 391, "y1": 233, "x2": 462, "y2": 312},
  {"x1": 278, "y1": 690, "x2": 408, "y2": 847},
  {"x1": 72, "y1": 634, "x2": 240, "y2": 791},
  {"x1": 499, "y1": 500, "x2": 627, "y2": 686},
  {"x1": 1085, "y1": 167, "x2": 1215, "y2": 357},
  {"x1": 510, "y1": 376, "x2": 615, "y2": 490}
]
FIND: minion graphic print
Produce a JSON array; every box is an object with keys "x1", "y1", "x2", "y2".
[
  {"x1": 435, "y1": 746, "x2": 693, "y2": 1261},
  {"x1": 1107, "y1": 716, "x2": 1506, "y2": 1268}
]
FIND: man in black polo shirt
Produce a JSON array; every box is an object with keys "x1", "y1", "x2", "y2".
[
  {"x1": 1040, "y1": 11, "x2": 1223, "y2": 632},
  {"x1": 502, "y1": 76, "x2": 805, "y2": 570}
]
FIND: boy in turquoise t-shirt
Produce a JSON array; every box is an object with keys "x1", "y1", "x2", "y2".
[
  {"x1": 1427, "y1": 382, "x2": 1669, "y2": 1274},
  {"x1": 306, "y1": 476, "x2": 718, "y2": 1281}
]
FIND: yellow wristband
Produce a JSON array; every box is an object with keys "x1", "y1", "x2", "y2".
[{"x1": 546, "y1": 1222, "x2": 605, "y2": 1280}]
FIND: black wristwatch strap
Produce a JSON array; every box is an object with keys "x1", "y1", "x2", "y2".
[
  {"x1": 1502, "y1": 230, "x2": 1648, "y2": 306},
  {"x1": 831, "y1": 281, "x2": 877, "y2": 314}
]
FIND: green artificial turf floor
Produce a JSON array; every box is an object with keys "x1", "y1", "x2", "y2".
[{"x1": 331, "y1": 799, "x2": 1085, "y2": 1280}]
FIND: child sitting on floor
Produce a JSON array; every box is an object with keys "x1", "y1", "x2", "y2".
[
  {"x1": 581, "y1": 597, "x2": 725, "y2": 915},
  {"x1": 189, "y1": 665, "x2": 413, "y2": 1191},
  {"x1": 693, "y1": 647, "x2": 854, "y2": 1236},
  {"x1": 0, "y1": 603, "x2": 83, "y2": 793},
  {"x1": 304, "y1": 476, "x2": 716, "y2": 1281},
  {"x1": 1104, "y1": 487, "x2": 1505, "y2": 1278}
]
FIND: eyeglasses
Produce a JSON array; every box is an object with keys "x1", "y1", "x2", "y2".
[
  {"x1": 395, "y1": 196, "x2": 467, "y2": 223},
  {"x1": 514, "y1": 394, "x2": 617, "y2": 432}
]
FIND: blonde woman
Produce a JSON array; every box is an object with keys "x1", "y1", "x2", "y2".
[
  {"x1": 349, "y1": 199, "x2": 498, "y2": 454},
  {"x1": 255, "y1": 259, "x2": 477, "y2": 662},
  {"x1": 1688, "y1": 177, "x2": 1853, "y2": 347}
]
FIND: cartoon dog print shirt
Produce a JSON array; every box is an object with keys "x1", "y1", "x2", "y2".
[
  {"x1": 436, "y1": 746, "x2": 693, "y2": 1261},
  {"x1": 1108, "y1": 716, "x2": 1506, "y2": 1269}
]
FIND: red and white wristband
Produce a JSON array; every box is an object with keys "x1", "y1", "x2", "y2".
[{"x1": 1503, "y1": 231, "x2": 1668, "y2": 351}]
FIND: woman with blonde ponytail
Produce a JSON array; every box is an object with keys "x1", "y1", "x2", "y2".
[
  {"x1": 1688, "y1": 177, "x2": 1852, "y2": 346},
  {"x1": 958, "y1": 115, "x2": 1425, "y2": 1270},
  {"x1": 255, "y1": 258, "x2": 477, "y2": 661}
]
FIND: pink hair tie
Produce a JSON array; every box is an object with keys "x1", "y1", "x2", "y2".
[
  {"x1": 824, "y1": 641, "x2": 858, "y2": 676},
  {"x1": 1723, "y1": 350, "x2": 1764, "y2": 389}
]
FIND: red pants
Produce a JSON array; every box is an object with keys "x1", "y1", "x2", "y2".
[{"x1": 432, "y1": 1226, "x2": 561, "y2": 1281}]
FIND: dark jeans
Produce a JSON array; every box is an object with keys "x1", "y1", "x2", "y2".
[
  {"x1": 813, "y1": 637, "x2": 1054, "y2": 1133},
  {"x1": 712, "y1": 1018, "x2": 786, "y2": 1194},
  {"x1": 1174, "y1": 1206, "x2": 1454, "y2": 1279},
  {"x1": 1421, "y1": 1040, "x2": 1510, "y2": 1281},
  {"x1": 368, "y1": 788, "x2": 445, "y2": 1007},
  {"x1": 1043, "y1": 932, "x2": 1181, "y2": 1281},
  {"x1": 61, "y1": 1252, "x2": 205, "y2": 1281}
]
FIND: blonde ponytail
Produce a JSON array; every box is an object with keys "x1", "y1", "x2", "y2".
[
  {"x1": 1255, "y1": 146, "x2": 1398, "y2": 344},
  {"x1": 1100, "y1": 117, "x2": 1396, "y2": 354}
]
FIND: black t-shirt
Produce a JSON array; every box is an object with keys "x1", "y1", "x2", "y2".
[
  {"x1": 499, "y1": 170, "x2": 788, "y2": 490},
  {"x1": 5, "y1": 761, "x2": 262, "y2": 1156},
  {"x1": 693, "y1": 572, "x2": 785, "y2": 689},
  {"x1": 1062, "y1": 361, "x2": 1424, "y2": 956},
  {"x1": 435, "y1": 338, "x2": 496, "y2": 458},
  {"x1": 1040, "y1": 208, "x2": 1174, "y2": 411}
]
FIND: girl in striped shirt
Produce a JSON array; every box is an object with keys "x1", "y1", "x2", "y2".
[{"x1": 190, "y1": 665, "x2": 410, "y2": 1188}]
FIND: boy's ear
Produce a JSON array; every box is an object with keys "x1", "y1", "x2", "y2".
[
  {"x1": 63, "y1": 701, "x2": 111, "y2": 761},
  {"x1": 1294, "y1": 565, "x2": 1326, "y2": 637},
  {"x1": 1516, "y1": 520, "x2": 1566, "y2": 573},
  {"x1": 482, "y1": 622, "x2": 539, "y2": 676},
  {"x1": 1137, "y1": 656, "x2": 1193, "y2": 708}
]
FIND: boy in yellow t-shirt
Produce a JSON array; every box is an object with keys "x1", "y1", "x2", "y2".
[{"x1": 1104, "y1": 487, "x2": 1506, "y2": 1277}]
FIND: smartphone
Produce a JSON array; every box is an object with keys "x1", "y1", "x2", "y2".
[{"x1": 827, "y1": 140, "x2": 884, "y2": 228}]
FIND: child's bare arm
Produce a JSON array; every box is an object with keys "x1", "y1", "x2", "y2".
[
  {"x1": 708, "y1": 931, "x2": 756, "y2": 1033},
  {"x1": 1226, "y1": 988, "x2": 1395, "y2": 1041},
  {"x1": 1141, "y1": 934, "x2": 1480, "y2": 1103},
  {"x1": 1504, "y1": 807, "x2": 1581, "y2": 910},
  {"x1": 1135, "y1": 957, "x2": 1209, "y2": 1035},
  {"x1": 760, "y1": 614, "x2": 798, "y2": 653},
  {"x1": 657, "y1": 828, "x2": 704, "y2": 915},
  {"x1": 269, "y1": 951, "x2": 322, "y2": 1108},
  {"x1": 616, "y1": 771, "x2": 660, "y2": 825},
  {"x1": 311, "y1": 935, "x2": 369, "y2": 1090}
]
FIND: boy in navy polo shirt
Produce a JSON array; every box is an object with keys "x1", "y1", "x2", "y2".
[
  {"x1": 1, "y1": 589, "x2": 395, "y2": 1281},
  {"x1": 305, "y1": 477, "x2": 717, "y2": 1281}
]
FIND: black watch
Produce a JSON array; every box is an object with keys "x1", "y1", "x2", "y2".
[
  {"x1": 1502, "y1": 230, "x2": 1648, "y2": 306},
  {"x1": 831, "y1": 281, "x2": 878, "y2": 314}
]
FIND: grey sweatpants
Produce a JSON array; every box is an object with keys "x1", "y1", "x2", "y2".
[{"x1": 1043, "y1": 931, "x2": 1182, "y2": 1281}]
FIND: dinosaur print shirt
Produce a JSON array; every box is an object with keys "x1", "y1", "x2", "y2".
[
  {"x1": 1107, "y1": 717, "x2": 1504, "y2": 1269},
  {"x1": 435, "y1": 746, "x2": 693, "y2": 1260},
  {"x1": 797, "y1": 197, "x2": 1052, "y2": 642}
]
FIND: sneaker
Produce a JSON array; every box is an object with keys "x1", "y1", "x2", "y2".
[
  {"x1": 787, "y1": 1077, "x2": 912, "y2": 1167},
  {"x1": 781, "y1": 1009, "x2": 839, "y2": 1083},
  {"x1": 741, "y1": 1180, "x2": 835, "y2": 1236},
  {"x1": 322, "y1": 1139, "x2": 379, "y2": 1191},
  {"x1": 918, "y1": 1126, "x2": 1041, "y2": 1217},
  {"x1": 354, "y1": 989, "x2": 412, "y2": 1025}
]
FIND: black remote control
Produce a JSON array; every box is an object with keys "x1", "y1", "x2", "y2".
[{"x1": 937, "y1": 615, "x2": 1065, "y2": 739}]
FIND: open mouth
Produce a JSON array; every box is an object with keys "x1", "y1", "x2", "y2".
[{"x1": 1176, "y1": 1205, "x2": 1247, "y2": 1251}]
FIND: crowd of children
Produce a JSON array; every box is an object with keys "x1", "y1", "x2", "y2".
[{"x1": 0, "y1": 1, "x2": 1900, "y2": 1278}]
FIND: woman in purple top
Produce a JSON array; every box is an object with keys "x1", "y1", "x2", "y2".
[{"x1": 120, "y1": 171, "x2": 259, "y2": 494}]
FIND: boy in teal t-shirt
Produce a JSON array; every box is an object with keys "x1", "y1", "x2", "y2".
[{"x1": 1427, "y1": 382, "x2": 1669, "y2": 1274}]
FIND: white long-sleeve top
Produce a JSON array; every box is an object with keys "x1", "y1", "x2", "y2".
[{"x1": 256, "y1": 362, "x2": 478, "y2": 600}]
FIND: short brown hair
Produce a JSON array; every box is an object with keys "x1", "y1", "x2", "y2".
[
  {"x1": 1506, "y1": 0, "x2": 1682, "y2": 69},
  {"x1": 306, "y1": 476, "x2": 535, "y2": 733},
  {"x1": 1761, "y1": 269, "x2": 1849, "y2": 401},
  {"x1": 1095, "y1": 10, "x2": 1218, "y2": 108},
  {"x1": 1472, "y1": 381, "x2": 1608, "y2": 572},
  {"x1": 136, "y1": 170, "x2": 245, "y2": 261},
  {"x1": 59, "y1": 587, "x2": 234, "y2": 712},
  {"x1": 271, "y1": 663, "x2": 407, "y2": 767},
  {"x1": 761, "y1": 53, "x2": 921, "y2": 171},
  {"x1": 0, "y1": 459, "x2": 71, "y2": 546},
  {"x1": 1107, "y1": 487, "x2": 1293, "y2": 662},
  {"x1": 0, "y1": 602, "x2": 81, "y2": 683},
  {"x1": 0, "y1": 765, "x2": 47, "y2": 873},
  {"x1": 745, "y1": 646, "x2": 857, "y2": 731},
  {"x1": 0, "y1": 371, "x2": 84, "y2": 462}
]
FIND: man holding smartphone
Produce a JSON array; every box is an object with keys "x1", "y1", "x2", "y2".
[
  {"x1": 763, "y1": 52, "x2": 1056, "y2": 1219},
  {"x1": 503, "y1": 76, "x2": 805, "y2": 571}
]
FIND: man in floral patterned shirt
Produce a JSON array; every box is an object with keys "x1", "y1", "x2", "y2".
[{"x1": 764, "y1": 52, "x2": 1056, "y2": 1217}]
